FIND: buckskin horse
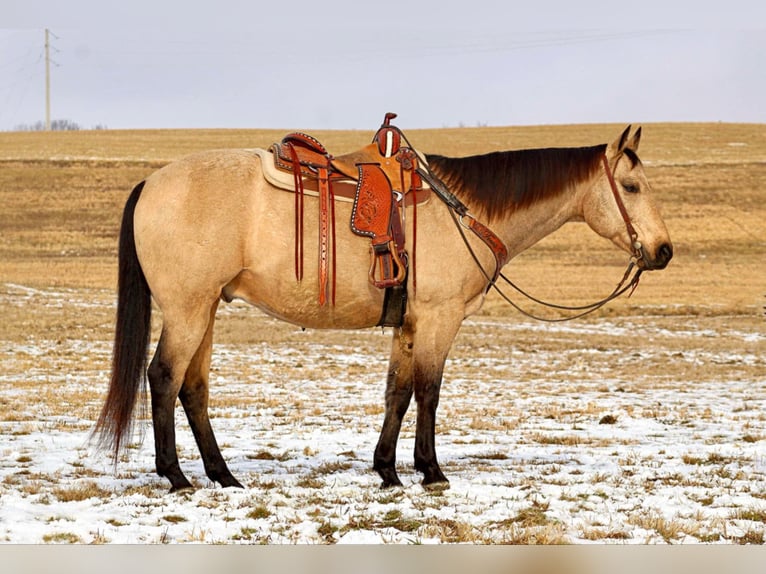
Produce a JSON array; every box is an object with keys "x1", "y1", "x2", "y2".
[{"x1": 95, "y1": 116, "x2": 672, "y2": 492}]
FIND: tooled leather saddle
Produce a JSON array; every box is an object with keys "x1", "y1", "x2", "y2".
[{"x1": 269, "y1": 112, "x2": 429, "y2": 326}]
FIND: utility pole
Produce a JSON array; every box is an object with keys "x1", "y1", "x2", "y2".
[{"x1": 45, "y1": 28, "x2": 51, "y2": 131}]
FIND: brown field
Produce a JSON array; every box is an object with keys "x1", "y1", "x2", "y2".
[{"x1": 0, "y1": 122, "x2": 764, "y2": 544}]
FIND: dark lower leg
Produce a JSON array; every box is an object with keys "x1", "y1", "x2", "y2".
[
  {"x1": 148, "y1": 357, "x2": 192, "y2": 492},
  {"x1": 413, "y1": 368, "x2": 449, "y2": 488},
  {"x1": 373, "y1": 368, "x2": 413, "y2": 488},
  {"x1": 179, "y1": 383, "x2": 242, "y2": 488},
  {"x1": 178, "y1": 304, "x2": 242, "y2": 489},
  {"x1": 373, "y1": 330, "x2": 414, "y2": 488}
]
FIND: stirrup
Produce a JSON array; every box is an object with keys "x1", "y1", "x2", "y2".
[{"x1": 368, "y1": 241, "x2": 406, "y2": 289}]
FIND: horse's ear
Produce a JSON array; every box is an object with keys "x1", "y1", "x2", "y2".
[
  {"x1": 608, "y1": 125, "x2": 632, "y2": 154},
  {"x1": 626, "y1": 126, "x2": 642, "y2": 152}
]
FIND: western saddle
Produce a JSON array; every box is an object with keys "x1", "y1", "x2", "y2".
[{"x1": 268, "y1": 112, "x2": 429, "y2": 326}]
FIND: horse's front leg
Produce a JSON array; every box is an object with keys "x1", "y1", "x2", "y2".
[
  {"x1": 373, "y1": 326, "x2": 414, "y2": 488},
  {"x1": 411, "y1": 317, "x2": 461, "y2": 489},
  {"x1": 413, "y1": 357, "x2": 449, "y2": 489}
]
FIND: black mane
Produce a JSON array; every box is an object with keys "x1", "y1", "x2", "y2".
[{"x1": 425, "y1": 144, "x2": 607, "y2": 221}]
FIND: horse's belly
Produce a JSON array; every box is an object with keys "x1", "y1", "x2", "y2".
[
  {"x1": 236, "y1": 186, "x2": 390, "y2": 329},
  {"x1": 222, "y1": 269, "x2": 385, "y2": 330}
]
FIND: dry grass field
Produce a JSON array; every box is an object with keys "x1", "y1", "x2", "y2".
[{"x1": 0, "y1": 122, "x2": 764, "y2": 544}]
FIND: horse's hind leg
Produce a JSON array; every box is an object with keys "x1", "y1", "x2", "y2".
[
  {"x1": 147, "y1": 305, "x2": 213, "y2": 492},
  {"x1": 373, "y1": 326, "x2": 414, "y2": 488},
  {"x1": 178, "y1": 300, "x2": 243, "y2": 488}
]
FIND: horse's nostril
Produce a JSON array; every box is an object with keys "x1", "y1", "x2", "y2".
[{"x1": 658, "y1": 243, "x2": 673, "y2": 265}]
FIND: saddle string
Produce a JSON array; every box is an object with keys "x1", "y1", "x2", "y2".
[
  {"x1": 398, "y1": 158, "x2": 417, "y2": 294},
  {"x1": 287, "y1": 142, "x2": 305, "y2": 282},
  {"x1": 329, "y1": 173, "x2": 337, "y2": 306}
]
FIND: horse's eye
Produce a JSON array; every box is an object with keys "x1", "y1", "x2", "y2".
[{"x1": 622, "y1": 182, "x2": 639, "y2": 194}]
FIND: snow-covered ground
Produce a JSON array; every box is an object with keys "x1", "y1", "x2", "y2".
[{"x1": 0, "y1": 285, "x2": 764, "y2": 544}]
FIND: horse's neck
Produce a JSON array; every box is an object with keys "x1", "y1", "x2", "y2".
[{"x1": 493, "y1": 187, "x2": 583, "y2": 260}]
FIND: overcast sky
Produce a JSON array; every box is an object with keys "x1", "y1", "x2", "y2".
[{"x1": 2, "y1": 2, "x2": 765, "y2": 130}]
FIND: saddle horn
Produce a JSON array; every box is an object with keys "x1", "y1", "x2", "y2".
[{"x1": 375, "y1": 113, "x2": 402, "y2": 158}]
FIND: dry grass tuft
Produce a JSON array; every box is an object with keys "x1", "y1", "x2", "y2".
[
  {"x1": 581, "y1": 527, "x2": 632, "y2": 541},
  {"x1": 52, "y1": 482, "x2": 112, "y2": 502},
  {"x1": 246, "y1": 505, "x2": 272, "y2": 520},
  {"x1": 162, "y1": 514, "x2": 187, "y2": 524},
  {"x1": 42, "y1": 532, "x2": 82, "y2": 544},
  {"x1": 732, "y1": 508, "x2": 766, "y2": 523}
]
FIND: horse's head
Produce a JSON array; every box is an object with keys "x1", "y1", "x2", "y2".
[{"x1": 582, "y1": 126, "x2": 673, "y2": 270}]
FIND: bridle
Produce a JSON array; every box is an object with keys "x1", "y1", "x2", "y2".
[
  {"x1": 601, "y1": 154, "x2": 644, "y2": 264},
  {"x1": 421, "y1": 152, "x2": 645, "y2": 322}
]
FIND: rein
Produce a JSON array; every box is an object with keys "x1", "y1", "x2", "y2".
[{"x1": 424, "y1": 153, "x2": 645, "y2": 322}]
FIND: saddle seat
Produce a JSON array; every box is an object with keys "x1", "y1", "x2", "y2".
[
  {"x1": 262, "y1": 113, "x2": 430, "y2": 322},
  {"x1": 267, "y1": 133, "x2": 430, "y2": 206},
  {"x1": 258, "y1": 145, "x2": 430, "y2": 208}
]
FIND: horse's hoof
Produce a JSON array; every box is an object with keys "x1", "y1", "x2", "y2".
[
  {"x1": 169, "y1": 484, "x2": 195, "y2": 494},
  {"x1": 215, "y1": 474, "x2": 245, "y2": 489},
  {"x1": 418, "y1": 464, "x2": 449, "y2": 490},
  {"x1": 423, "y1": 479, "x2": 450, "y2": 492},
  {"x1": 166, "y1": 475, "x2": 194, "y2": 493},
  {"x1": 375, "y1": 466, "x2": 403, "y2": 489},
  {"x1": 378, "y1": 473, "x2": 403, "y2": 489}
]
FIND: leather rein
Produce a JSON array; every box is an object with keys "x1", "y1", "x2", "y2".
[{"x1": 420, "y1": 153, "x2": 644, "y2": 322}]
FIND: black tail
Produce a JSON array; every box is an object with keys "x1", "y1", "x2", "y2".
[{"x1": 93, "y1": 181, "x2": 152, "y2": 458}]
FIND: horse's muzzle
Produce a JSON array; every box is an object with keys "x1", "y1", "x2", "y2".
[{"x1": 640, "y1": 242, "x2": 673, "y2": 270}]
